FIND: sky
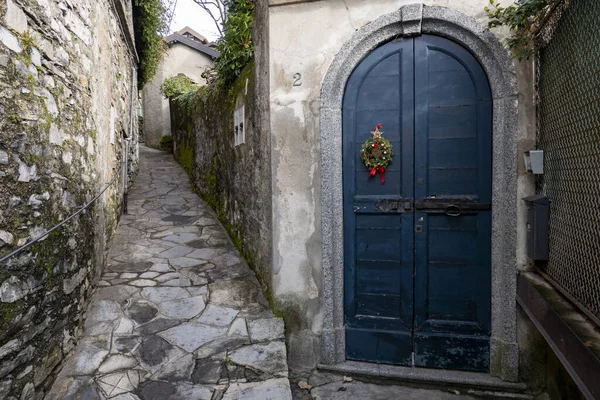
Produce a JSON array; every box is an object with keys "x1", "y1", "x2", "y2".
[{"x1": 168, "y1": 0, "x2": 222, "y2": 41}]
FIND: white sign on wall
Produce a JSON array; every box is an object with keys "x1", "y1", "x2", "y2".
[{"x1": 234, "y1": 102, "x2": 245, "y2": 147}]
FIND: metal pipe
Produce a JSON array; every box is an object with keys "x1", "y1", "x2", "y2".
[
  {"x1": 124, "y1": 66, "x2": 136, "y2": 215},
  {"x1": 123, "y1": 139, "x2": 128, "y2": 215},
  {"x1": 0, "y1": 166, "x2": 122, "y2": 264}
]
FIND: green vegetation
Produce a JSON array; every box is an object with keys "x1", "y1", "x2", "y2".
[
  {"x1": 213, "y1": 0, "x2": 255, "y2": 88},
  {"x1": 132, "y1": 0, "x2": 169, "y2": 87},
  {"x1": 161, "y1": 75, "x2": 199, "y2": 99},
  {"x1": 0, "y1": 300, "x2": 23, "y2": 332},
  {"x1": 18, "y1": 30, "x2": 36, "y2": 67},
  {"x1": 159, "y1": 134, "x2": 173, "y2": 151},
  {"x1": 485, "y1": 0, "x2": 562, "y2": 60},
  {"x1": 176, "y1": 141, "x2": 193, "y2": 176},
  {"x1": 8, "y1": 113, "x2": 22, "y2": 125}
]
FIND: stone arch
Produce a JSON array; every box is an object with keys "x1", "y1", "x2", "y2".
[{"x1": 319, "y1": 4, "x2": 519, "y2": 381}]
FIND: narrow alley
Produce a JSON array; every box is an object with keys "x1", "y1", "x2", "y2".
[
  {"x1": 1, "y1": 0, "x2": 598, "y2": 398},
  {"x1": 46, "y1": 147, "x2": 292, "y2": 400}
]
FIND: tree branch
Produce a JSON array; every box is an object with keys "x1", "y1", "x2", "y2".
[{"x1": 192, "y1": 0, "x2": 227, "y2": 37}]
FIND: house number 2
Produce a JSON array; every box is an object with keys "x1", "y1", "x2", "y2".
[{"x1": 293, "y1": 73, "x2": 302, "y2": 87}]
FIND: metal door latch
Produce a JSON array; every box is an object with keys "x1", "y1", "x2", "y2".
[{"x1": 445, "y1": 204, "x2": 462, "y2": 217}]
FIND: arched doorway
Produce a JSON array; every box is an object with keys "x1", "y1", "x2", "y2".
[
  {"x1": 320, "y1": 5, "x2": 520, "y2": 381},
  {"x1": 342, "y1": 35, "x2": 492, "y2": 371}
]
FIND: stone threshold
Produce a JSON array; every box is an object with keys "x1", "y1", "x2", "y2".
[{"x1": 318, "y1": 361, "x2": 528, "y2": 393}]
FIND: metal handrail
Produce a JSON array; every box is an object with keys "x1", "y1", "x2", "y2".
[{"x1": 0, "y1": 166, "x2": 123, "y2": 264}]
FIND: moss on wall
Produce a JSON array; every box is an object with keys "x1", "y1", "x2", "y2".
[
  {"x1": 170, "y1": 60, "x2": 274, "y2": 312},
  {"x1": 0, "y1": 0, "x2": 139, "y2": 397}
]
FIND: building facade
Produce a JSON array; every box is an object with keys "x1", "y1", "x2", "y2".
[
  {"x1": 142, "y1": 27, "x2": 218, "y2": 148},
  {"x1": 170, "y1": 0, "x2": 598, "y2": 396},
  {"x1": 268, "y1": 0, "x2": 536, "y2": 385}
]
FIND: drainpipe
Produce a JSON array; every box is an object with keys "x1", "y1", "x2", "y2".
[{"x1": 124, "y1": 66, "x2": 135, "y2": 215}]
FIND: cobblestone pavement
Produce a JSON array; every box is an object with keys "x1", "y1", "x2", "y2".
[{"x1": 47, "y1": 147, "x2": 292, "y2": 400}]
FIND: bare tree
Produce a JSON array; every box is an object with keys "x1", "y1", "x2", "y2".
[
  {"x1": 192, "y1": 0, "x2": 227, "y2": 37},
  {"x1": 165, "y1": 0, "x2": 179, "y2": 33}
]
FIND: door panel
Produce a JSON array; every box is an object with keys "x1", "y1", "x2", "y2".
[
  {"x1": 343, "y1": 35, "x2": 492, "y2": 371},
  {"x1": 413, "y1": 35, "x2": 492, "y2": 371},
  {"x1": 343, "y1": 39, "x2": 415, "y2": 366}
]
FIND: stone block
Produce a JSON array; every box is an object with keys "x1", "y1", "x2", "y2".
[
  {"x1": 248, "y1": 318, "x2": 285, "y2": 342},
  {"x1": 402, "y1": 3, "x2": 423, "y2": 36},
  {"x1": 0, "y1": 379, "x2": 12, "y2": 400},
  {"x1": 288, "y1": 329, "x2": 320, "y2": 369},
  {"x1": 19, "y1": 382, "x2": 34, "y2": 400},
  {"x1": 228, "y1": 342, "x2": 288, "y2": 375},
  {"x1": 0, "y1": 340, "x2": 20, "y2": 360},
  {"x1": 4, "y1": 0, "x2": 28, "y2": 34},
  {"x1": 159, "y1": 323, "x2": 227, "y2": 352},
  {"x1": 0, "y1": 346, "x2": 35, "y2": 378},
  {"x1": 196, "y1": 304, "x2": 239, "y2": 327},
  {"x1": 0, "y1": 231, "x2": 14, "y2": 246},
  {"x1": 0, "y1": 277, "x2": 29, "y2": 303},
  {"x1": 222, "y1": 378, "x2": 292, "y2": 400},
  {"x1": 63, "y1": 10, "x2": 91, "y2": 45},
  {"x1": 33, "y1": 345, "x2": 61, "y2": 386}
]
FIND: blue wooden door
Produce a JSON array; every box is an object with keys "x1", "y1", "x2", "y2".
[{"x1": 343, "y1": 35, "x2": 492, "y2": 371}]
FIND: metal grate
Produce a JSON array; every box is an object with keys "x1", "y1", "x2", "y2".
[{"x1": 537, "y1": 0, "x2": 600, "y2": 323}]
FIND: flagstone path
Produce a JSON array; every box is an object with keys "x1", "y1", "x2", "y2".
[{"x1": 47, "y1": 146, "x2": 292, "y2": 400}]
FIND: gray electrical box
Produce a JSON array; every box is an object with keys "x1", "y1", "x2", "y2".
[{"x1": 523, "y1": 195, "x2": 549, "y2": 261}]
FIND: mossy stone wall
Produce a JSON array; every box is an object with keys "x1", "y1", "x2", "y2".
[
  {"x1": 0, "y1": 0, "x2": 139, "y2": 397},
  {"x1": 170, "y1": 61, "x2": 273, "y2": 305}
]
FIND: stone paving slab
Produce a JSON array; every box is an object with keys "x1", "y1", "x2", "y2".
[
  {"x1": 47, "y1": 147, "x2": 292, "y2": 400},
  {"x1": 290, "y1": 371, "x2": 489, "y2": 400}
]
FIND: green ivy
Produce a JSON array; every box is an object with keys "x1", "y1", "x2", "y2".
[
  {"x1": 133, "y1": 0, "x2": 169, "y2": 87},
  {"x1": 485, "y1": 0, "x2": 563, "y2": 60},
  {"x1": 213, "y1": 0, "x2": 255, "y2": 89},
  {"x1": 161, "y1": 75, "x2": 199, "y2": 99},
  {"x1": 159, "y1": 134, "x2": 173, "y2": 151}
]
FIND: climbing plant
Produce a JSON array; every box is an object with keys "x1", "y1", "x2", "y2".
[
  {"x1": 133, "y1": 0, "x2": 169, "y2": 87},
  {"x1": 161, "y1": 75, "x2": 199, "y2": 99},
  {"x1": 213, "y1": 0, "x2": 255, "y2": 88},
  {"x1": 485, "y1": 0, "x2": 564, "y2": 60}
]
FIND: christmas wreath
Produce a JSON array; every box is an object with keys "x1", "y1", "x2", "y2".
[{"x1": 361, "y1": 124, "x2": 393, "y2": 183}]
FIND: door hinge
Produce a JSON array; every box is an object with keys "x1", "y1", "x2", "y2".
[{"x1": 411, "y1": 351, "x2": 415, "y2": 366}]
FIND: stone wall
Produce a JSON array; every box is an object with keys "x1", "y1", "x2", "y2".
[
  {"x1": 0, "y1": 0, "x2": 138, "y2": 398},
  {"x1": 170, "y1": 60, "x2": 273, "y2": 306},
  {"x1": 170, "y1": 1, "x2": 271, "y2": 303},
  {"x1": 142, "y1": 42, "x2": 214, "y2": 148}
]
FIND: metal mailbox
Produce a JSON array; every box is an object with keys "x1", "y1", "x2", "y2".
[{"x1": 523, "y1": 195, "x2": 550, "y2": 261}]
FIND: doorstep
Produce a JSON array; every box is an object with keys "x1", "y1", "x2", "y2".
[{"x1": 317, "y1": 361, "x2": 527, "y2": 393}]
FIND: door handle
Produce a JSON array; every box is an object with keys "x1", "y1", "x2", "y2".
[{"x1": 445, "y1": 204, "x2": 462, "y2": 217}]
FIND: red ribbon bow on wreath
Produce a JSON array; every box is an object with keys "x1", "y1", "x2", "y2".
[{"x1": 369, "y1": 166, "x2": 386, "y2": 183}]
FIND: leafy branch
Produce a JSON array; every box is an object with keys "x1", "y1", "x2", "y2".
[
  {"x1": 213, "y1": 0, "x2": 254, "y2": 88},
  {"x1": 161, "y1": 75, "x2": 199, "y2": 99},
  {"x1": 485, "y1": 0, "x2": 563, "y2": 60},
  {"x1": 133, "y1": 0, "x2": 170, "y2": 87}
]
